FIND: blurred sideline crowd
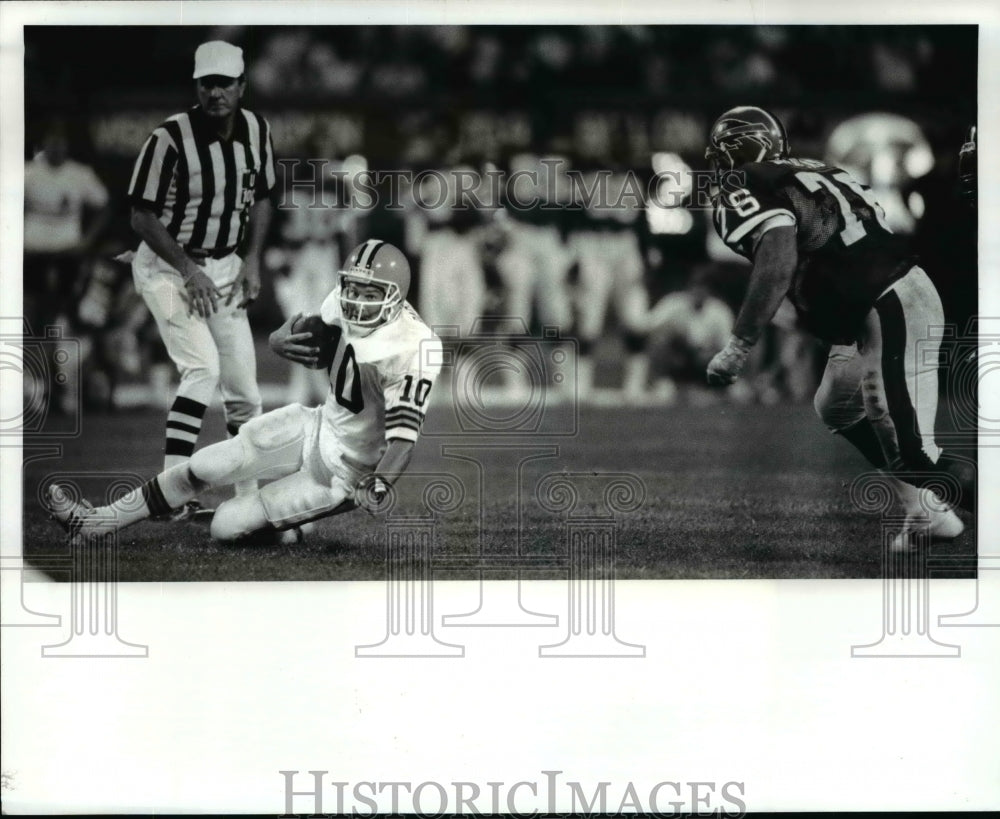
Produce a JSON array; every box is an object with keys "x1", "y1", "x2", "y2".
[{"x1": 23, "y1": 25, "x2": 975, "y2": 413}]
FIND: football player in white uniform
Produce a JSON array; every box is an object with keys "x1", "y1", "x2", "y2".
[{"x1": 46, "y1": 240, "x2": 442, "y2": 544}]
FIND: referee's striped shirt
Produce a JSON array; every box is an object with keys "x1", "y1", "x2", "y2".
[{"x1": 127, "y1": 105, "x2": 276, "y2": 253}]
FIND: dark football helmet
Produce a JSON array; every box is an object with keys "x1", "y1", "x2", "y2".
[
  {"x1": 958, "y1": 125, "x2": 976, "y2": 208},
  {"x1": 705, "y1": 106, "x2": 789, "y2": 171}
]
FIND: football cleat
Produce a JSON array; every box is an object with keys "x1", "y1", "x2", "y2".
[
  {"x1": 338, "y1": 239, "x2": 411, "y2": 327},
  {"x1": 890, "y1": 489, "x2": 965, "y2": 553},
  {"x1": 705, "y1": 105, "x2": 789, "y2": 171},
  {"x1": 45, "y1": 483, "x2": 98, "y2": 538}
]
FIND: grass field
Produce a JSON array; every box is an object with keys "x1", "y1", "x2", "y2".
[{"x1": 21, "y1": 391, "x2": 978, "y2": 581}]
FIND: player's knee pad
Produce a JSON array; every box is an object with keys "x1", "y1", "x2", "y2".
[
  {"x1": 258, "y1": 470, "x2": 346, "y2": 528},
  {"x1": 210, "y1": 495, "x2": 269, "y2": 541},
  {"x1": 812, "y1": 382, "x2": 864, "y2": 431},
  {"x1": 623, "y1": 330, "x2": 647, "y2": 354},
  {"x1": 189, "y1": 436, "x2": 250, "y2": 485},
  {"x1": 812, "y1": 380, "x2": 830, "y2": 423},
  {"x1": 242, "y1": 404, "x2": 310, "y2": 452}
]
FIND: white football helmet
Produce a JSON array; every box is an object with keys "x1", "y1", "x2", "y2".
[{"x1": 338, "y1": 239, "x2": 411, "y2": 327}]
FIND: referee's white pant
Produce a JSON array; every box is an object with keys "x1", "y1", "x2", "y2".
[
  {"x1": 814, "y1": 266, "x2": 943, "y2": 476},
  {"x1": 133, "y1": 242, "x2": 262, "y2": 463}
]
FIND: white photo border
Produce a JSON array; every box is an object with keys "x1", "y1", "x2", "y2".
[{"x1": 2, "y1": 1, "x2": 998, "y2": 813}]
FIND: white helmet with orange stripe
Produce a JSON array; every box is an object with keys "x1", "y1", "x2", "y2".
[{"x1": 338, "y1": 239, "x2": 411, "y2": 327}]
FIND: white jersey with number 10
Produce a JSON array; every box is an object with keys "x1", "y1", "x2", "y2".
[{"x1": 317, "y1": 290, "x2": 442, "y2": 467}]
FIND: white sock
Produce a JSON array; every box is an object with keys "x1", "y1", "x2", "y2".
[
  {"x1": 622, "y1": 354, "x2": 648, "y2": 397},
  {"x1": 97, "y1": 463, "x2": 202, "y2": 530}
]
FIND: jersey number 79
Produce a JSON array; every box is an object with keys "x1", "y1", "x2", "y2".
[{"x1": 795, "y1": 170, "x2": 892, "y2": 246}]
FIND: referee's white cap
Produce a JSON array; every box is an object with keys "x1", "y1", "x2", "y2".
[{"x1": 193, "y1": 41, "x2": 244, "y2": 79}]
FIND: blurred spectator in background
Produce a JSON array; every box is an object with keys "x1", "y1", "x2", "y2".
[
  {"x1": 368, "y1": 28, "x2": 428, "y2": 97},
  {"x1": 646, "y1": 277, "x2": 736, "y2": 405},
  {"x1": 21, "y1": 24, "x2": 977, "y2": 416},
  {"x1": 495, "y1": 151, "x2": 575, "y2": 396},
  {"x1": 75, "y1": 248, "x2": 153, "y2": 411},
  {"x1": 251, "y1": 29, "x2": 363, "y2": 96},
  {"x1": 826, "y1": 113, "x2": 933, "y2": 234},
  {"x1": 568, "y1": 152, "x2": 652, "y2": 405},
  {"x1": 24, "y1": 117, "x2": 112, "y2": 412},
  {"x1": 409, "y1": 164, "x2": 488, "y2": 340}
]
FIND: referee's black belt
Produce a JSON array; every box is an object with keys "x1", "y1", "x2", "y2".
[{"x1": 185, "y1": 245, "x2": 237, "y2": 260}]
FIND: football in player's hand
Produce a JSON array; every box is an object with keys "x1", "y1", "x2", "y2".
[{"x1": 291, "y1": 313, "x2": 336, "y2": 370}]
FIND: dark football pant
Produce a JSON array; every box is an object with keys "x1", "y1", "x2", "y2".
[{"x1": 813, "y1": 266, "x2": 974, "y2": 512}]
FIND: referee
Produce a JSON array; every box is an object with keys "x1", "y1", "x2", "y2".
[{"x1": 128, "y1": 40, "x2": 275, "y2": 516}]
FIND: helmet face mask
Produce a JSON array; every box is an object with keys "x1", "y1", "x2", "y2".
[
  {"x1": 706, "y1": 106, "x2": 789, "y2": 171},
  {"x1": 339, "y1": 275, "x2": 399, "y2": 327},
  {"x1": 338, "y1": 239, "x2": 411, "y2": 328}
]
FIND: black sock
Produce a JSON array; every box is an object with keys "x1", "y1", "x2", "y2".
[
  {"x1": 935, "y1": 451, "x2": 976, "y2": 514},
  {"x1": 835, "y1": 418, "x2": 887, "y2": 469}
]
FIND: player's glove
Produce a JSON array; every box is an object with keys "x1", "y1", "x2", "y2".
[
  {"x1": 354, "y1": 474, "x2": 393, "y2": 517},
  {"x1": 706, "y1": 335, "x2": 754, "y2": 386}
]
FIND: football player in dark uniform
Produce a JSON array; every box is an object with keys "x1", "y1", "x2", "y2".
[
  {"x1": 958, "y1": 125, "x2": 976, "y2": 208},
  {"x1": 703, "y1": 106, "x2": 973, "y2": 550}
]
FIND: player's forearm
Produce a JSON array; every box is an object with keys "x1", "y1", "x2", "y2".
[
  {"x1": 130, "y1": 207, "x2": 196, "y2": 277},
  {"x1": 374, "y1": 439, "x2": 415, "y2": 485},
  {"x1": 733, "y1": 266, "x2": 794, "y2": 344},
  {"x1": 242, "y1": 199, "x2": 273, "y2": 260},
  {"x1": 733, "y1": 228, "x2": 797, "y2": 345}
]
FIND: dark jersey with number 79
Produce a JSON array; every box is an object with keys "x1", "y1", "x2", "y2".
[{"x1": 712, "y1": 158, "x2": 915, "y2": 344}]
